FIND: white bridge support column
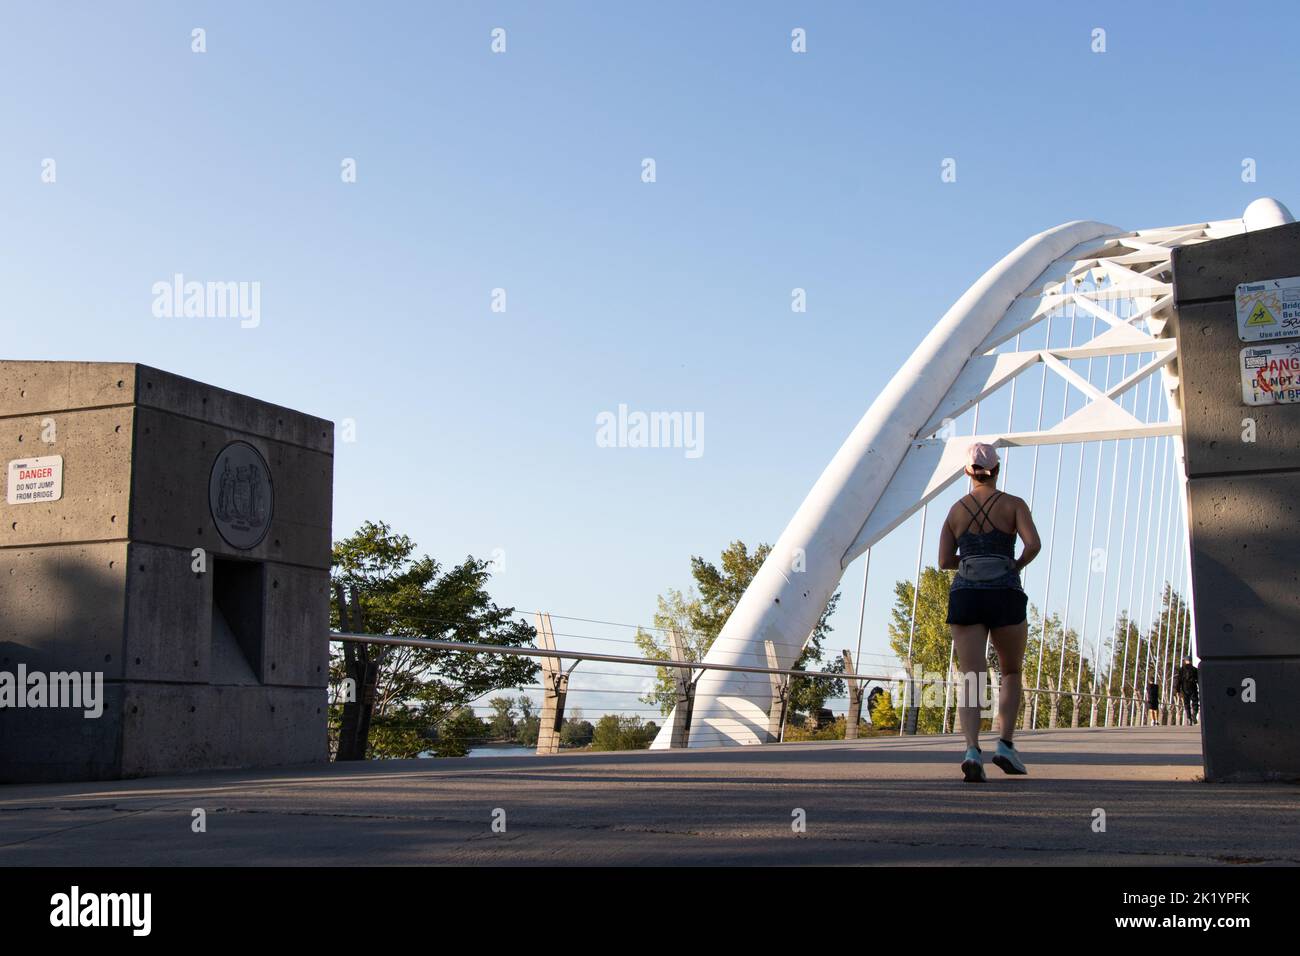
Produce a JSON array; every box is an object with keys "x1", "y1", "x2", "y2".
[{"x1": 651, "y1": 219, "x2": 1118, "y2": 749}]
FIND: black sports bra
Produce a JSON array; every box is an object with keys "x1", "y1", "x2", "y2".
[{"x1": 955, "y1": 492, "x2": 1015, "y2": 559}]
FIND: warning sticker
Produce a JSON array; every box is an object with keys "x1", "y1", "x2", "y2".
[
  {"x1": 6, "y1": 455, "x2": 63, "y2": 505},
  {"x1": 1241, "y1": 342, "x2": 1300, "y2": 405},
  {"x1": 1235, "y1": 275, "x2": 1300, "y2": 342},
  {"x1": 1247, "y1": 301, "x2": 1277, "y2": 327}
]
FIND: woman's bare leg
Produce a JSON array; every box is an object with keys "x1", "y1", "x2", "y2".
[
  {"x1": 950, "y1": 624, "x2": 990, "y2": 750},
  {"x1": 989, "y1": 620, "x2": 1029, "y2": 742}
]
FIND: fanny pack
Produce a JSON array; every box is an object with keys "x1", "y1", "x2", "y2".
[{"x1": 958, "y1": 554, "x2": 1017, "y2": 582}]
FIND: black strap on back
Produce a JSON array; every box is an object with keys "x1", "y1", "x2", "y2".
[{"x1": 957, "y1": 491, "x2": 1004, "y2": 536}]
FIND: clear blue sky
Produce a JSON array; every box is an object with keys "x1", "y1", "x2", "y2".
[{"x1": 4, "y1": 2, "x2": 1298, "y2": 711}]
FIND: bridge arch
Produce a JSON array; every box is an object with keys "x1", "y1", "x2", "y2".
[{"x1": 652, "y1": 200, "x2": 1294, "y2": 749}]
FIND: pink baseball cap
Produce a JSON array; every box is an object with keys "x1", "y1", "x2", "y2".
[{"x1": 966, "y1": 442, "x2": 1000, "y2": 471}]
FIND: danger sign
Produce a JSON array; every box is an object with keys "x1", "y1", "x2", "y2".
[
  {"x1": 6, "y1": 455, "x2": 63, "y2": 505},
  {"x1": 1241, "y1": 343, "x2": 1300, "y2": 405},
  {"x1": 1236, "y1": 275, "x2": 1300, "y2": 342}
]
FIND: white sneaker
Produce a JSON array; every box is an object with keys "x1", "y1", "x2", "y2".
[
  {"x1": 961, "y1": 746, "x2": 986, "y2": 783},
  {"x1": 992, "y1": 738, "x2": 1028, "y2": 775}
]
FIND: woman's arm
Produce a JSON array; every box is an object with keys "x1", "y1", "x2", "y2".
[
  {"x1": 1014, "y1": 497, "x2": 1041, "y2": 570},
  {"x1": 937, "y1": 511, "x2": 959, "y2": 570}
]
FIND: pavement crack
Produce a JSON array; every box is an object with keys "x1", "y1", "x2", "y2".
[{"x1": 0, "y1": 802, "x2": 188, "y2": 850}]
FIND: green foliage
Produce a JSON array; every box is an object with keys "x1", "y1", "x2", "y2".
[
  {"x1": 690, "y1": 541, "x2": 773, "y2": 637},
  {"x1": 515, "y1": 715, "x2": 540, "y2": 747},
  {"x1": 789, "y1": 635, "x2": 845, "y2": 719},
  {"x1": 487, "y1": 696, "x2": 516, "y2": 740},
  {"x1": 1022, "y1": 606, "x2": 1096, "y2": 726},
  {"x1": 633, "y1": 587, "x2": 712, "y2": 716},
  {"x1": 515, "y1": 694, "x2": 535, "y2": 721},
  {"x1": 637, "y1": 540, "x2": 843, "y2": 716},
  {"x1": 886, "y1": 567, "x2": 1098, "y2": 733},
  {"x1": 427, "y1": 707, "x2": 488, "y2": 758},
  {"x1": 886, "y1": 566, "x2": 962, "y2": 734},
  {"x1": 1101, "y1": 611, "x2": 1148, "y2": 701},
  {"x1": 1097, "y1": 586, "x2": 1190, "y2": 714},
  {"x1": 1153, "y1": 585, "x2": 1192, "y2": 658},
  {"x1": 559, "y1": 718, "x2": 595, "y2": 748},
  {"x1": 590, "y1": 715, "x2": 659, "y2": 751},
  {"x1": 869, "y1": 686, "x2": 899, "y2": 730},
  {"x1": 360, "y1": 706, "x2": 430, "y2": 758},
  {"x1": 328, "y1": 520, "x2": 539, "y2": 758},
  {"x1": 783, "y1": 715, "x2": 851, "y2": 741},
  {"x1": 883, "y1": 565, "x2": 1187, "y2": 731},
  {"x1": 888, "y1": 566, "x2": 962, "y2": 677}
]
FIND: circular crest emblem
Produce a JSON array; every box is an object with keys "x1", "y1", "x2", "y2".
[{"x1": 208, "y1": 441, "x2": 274, "y2": 550}]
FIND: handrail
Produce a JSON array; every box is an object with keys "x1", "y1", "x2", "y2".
[{"x1": 328, "y1": 631, "x2": 1145, "y2": 704}]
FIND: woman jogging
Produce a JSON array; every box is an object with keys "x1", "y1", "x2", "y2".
[{"x1": 938, "y1": 443, "x2": 1041, "y2": 783}]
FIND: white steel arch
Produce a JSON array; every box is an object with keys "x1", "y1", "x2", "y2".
[{"x1": 652, "y1": 199, "x2": 1294, "y2": 749}]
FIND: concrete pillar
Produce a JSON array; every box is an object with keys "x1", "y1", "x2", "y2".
[
  {"x1": 842, "y1": 649, "x2": 862, "y2": 739},
  {"x1": 0, "y1": 362, "x2": 333, "y2": 782},
  {"x1": 1170, "y1": 220, "x2": 1300, "y2": 781},
  {"x1": 901, "y1": 661, "x2": 921, "y2": 735},
  {"x1": 764, "y1": 640, "x2": 788, "y2": 743},
  {"x1": 663, "y1": 628, "x2": 695, "y2": 748},
  {"x1": 534, "y1": 612, "x2": 568, "y2": 755}
]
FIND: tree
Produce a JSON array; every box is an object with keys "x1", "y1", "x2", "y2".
[
  {"x1": 633, "y1": 587, "x2": 710, "y2": 715},
  {"x1": 1102, "y1": 611, "x2": 1144, "y2": 722},
  {"x1": 886, "y1": 565, "x2": 1114, "y2": 733},
  {"x1": 637, "y1": 540, "x2": 843, "y2": 718},
  {"x1": 869, "y1": 686, "x2": 899, "y2": 730},
  {"x1": 559, "y1": 718, "x2": 594, "y2": 748},
  {"x1": 886, "y1": 566, "x2": 963, "y2": 734},
  {"x1": 1148, "y1": 585, "x2": 1191, "y2": 722},
  {"x1": 516, "y1": 694, "x2": 536, "y2": 721},
  {"x1": 1151, "y1": 586, "x2": 1191, "y2": 660},
  {"x1": 329, "y1": 520, "x2": 539, "y2": 759},
  {"x1": 690, "y1": 541, "x2": 772, "y2": 638},
  {"x1": 590, "y1": 715, "x2": 659, "y2": 751},
  {"x1": 516, "y1": 716, "x2": 540, "y2": 747},
  {"x1": 1022, "y1": 608, "x2": 1095, "y2": 728},
  {"x1": 430, "y1": 707, "x2": 488, "y2": 758},
  {"x1": 888, "y1": 566, "x2": 961, "y2": 677},
  {"x1": 514, "y1": 694, "x2": 540, "y2": 746},
  {"x1": 1096, "y1": 586, "x2": 1189, "y2": 725},
  {"x1": 487, "y1": 697, "x2": 517, "y2": 740}
]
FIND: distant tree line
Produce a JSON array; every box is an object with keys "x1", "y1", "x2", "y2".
[
  {"x1": 634, "y1": 540, "x2": 846, "y2": 728},
  {"x1": 440, "y1": 697, "x2": 661, "y2": 753}
]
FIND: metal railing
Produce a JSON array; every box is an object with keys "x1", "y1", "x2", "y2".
[{"x1": 329, "y1": 630, "x2": 1179, "y2": 757}]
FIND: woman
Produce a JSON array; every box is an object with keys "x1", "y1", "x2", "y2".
[
  {"x1": 1146, "y1": 681, "x2": 1161, "y2": 725},
  {"x1": 938, "y1": 443, "x2": 1041, "y2": 783}
]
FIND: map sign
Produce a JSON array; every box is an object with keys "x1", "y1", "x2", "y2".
[{"x1": 1235, "y1": 275, "x2": 1300, "y2": 342}]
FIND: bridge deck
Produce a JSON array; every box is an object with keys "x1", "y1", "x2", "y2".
[{"x1": 1, "y1": 726, "x2": 1294, "y2": 866}]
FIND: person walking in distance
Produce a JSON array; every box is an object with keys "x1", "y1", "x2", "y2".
[
  {"x1": 938, "y1": 443, "x2": 1041, "y2": 783},
  {"x1": 1175, "y1": 656, "x2": 1200, "y2": 725}
]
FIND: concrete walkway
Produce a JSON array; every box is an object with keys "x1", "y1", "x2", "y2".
[{"x1": 1, "y1": 726, "x2": 1295, "y2": 865}]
